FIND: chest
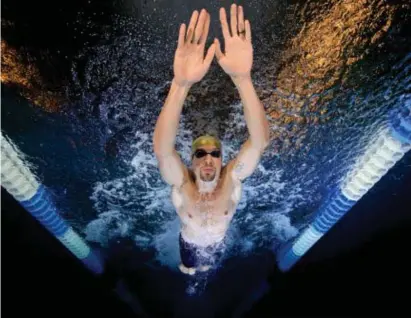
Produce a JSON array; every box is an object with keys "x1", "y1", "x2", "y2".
[{"x1": 171, "y1": 169, "x2": 242, "y2": 222}]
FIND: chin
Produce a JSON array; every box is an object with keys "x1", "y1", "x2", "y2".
[
  {"x1": 198, "y1": 171, "x2": 218, "y2": 182},
  {"x1": 200, "y1": 174, "x2": 214, "y2": 182}
]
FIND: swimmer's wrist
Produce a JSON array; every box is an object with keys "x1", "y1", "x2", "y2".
[
  {"x1": 172, "y1": 78, "x2": 193, "y2": 90},
  {"x1": 231, "y1": 74, "x2": 252, "y2": 87}
]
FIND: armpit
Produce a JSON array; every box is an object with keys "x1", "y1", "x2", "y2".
[{"x1": 178, "y1": 174, "x2": 189, "y2": 191}]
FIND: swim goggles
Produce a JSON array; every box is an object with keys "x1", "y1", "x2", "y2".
[{"x1": 193, "y1": 149, "x2": 221, "y2": 159}]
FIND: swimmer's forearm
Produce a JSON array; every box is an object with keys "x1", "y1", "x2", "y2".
[
  {"x1": 232, "y1": 76, "x2": 270, "y2": 148},
  {"x1": 153, "y1": 79, "x2": 192, "y2": 155}
]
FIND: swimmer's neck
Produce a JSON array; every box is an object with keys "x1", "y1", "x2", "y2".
[
  {"x1": 196, "y1": 178, "x2": 218, "y2": 194},
  {"x1": 190, "y1": 169, "x2": 222, "y2": 194}
]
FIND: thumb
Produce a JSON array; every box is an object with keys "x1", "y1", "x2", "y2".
[
  {"x1": 214, "y1": 38, "x2": 224, "y2": 62},
  {"x1": 203, "y1": 43, "x2": 216, "y2": 70}
]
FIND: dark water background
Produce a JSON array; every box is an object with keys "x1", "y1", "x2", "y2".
[{"x1": 2, "y1": 0, "x2": 411, "y2": 316}]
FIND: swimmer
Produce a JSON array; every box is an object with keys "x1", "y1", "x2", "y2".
[{"x1": 153, "y1": 4, "x2": 270, "y2": 275}]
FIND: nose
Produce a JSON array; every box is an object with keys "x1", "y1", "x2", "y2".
[{"x1": 204, "y1": 154, "x2": 213, "y2": 164}]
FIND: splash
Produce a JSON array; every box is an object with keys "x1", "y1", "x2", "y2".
[{"x1": 84, "y1": 112, "x2": 302, "y2": 269}]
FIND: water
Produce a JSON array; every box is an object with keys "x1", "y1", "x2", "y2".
[{"x1": 2, "y1": 0, "x2": 411, "y2": 313}]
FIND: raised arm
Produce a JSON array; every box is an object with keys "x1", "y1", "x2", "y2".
[
  {"x1": 153, "y1": 8, "x2": 216, "y2": 186},
  {"x1": 215, "y1": 4, "x2": 270, "y2": 181}
]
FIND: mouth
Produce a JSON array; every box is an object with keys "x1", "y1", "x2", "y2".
[{"x1": 203, "y1": 168, "x2": 214, "y2": 172}]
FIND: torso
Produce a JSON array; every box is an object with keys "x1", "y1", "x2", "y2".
[{"x1": 171, "y1": 163, "x2": 242, "y2": 247}]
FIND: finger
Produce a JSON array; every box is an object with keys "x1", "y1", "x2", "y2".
[
  {"x1": 186, "y1": 28, "x2": 193, "y2": 45},
  {"x1": 219, "y1": 7, "x2": 231, "y2": 40},
  {"x1": 198, "y1": 12, "x2": 210, "y2": 46},
  {"x1": 194, "y1": 9, "x2": 207, "y2": 44},
  {"x1": 214, "y1": 38, "x2": 224, "y2": 61},
  {"x1": 238, "y1": 6, "x2": 245, "y2": 36},
  {"x1": 230, "y1": 4, "x2": 238, "y2": 37},
  {"x1": 245, "y1": 20, "x2": 252, "y2": 42},
  {"x1": 187, "y1": 10, "x2": 199, "y2": 43},
  {"x1": 177, "y1": 23, "x2": 186, "y2": 49},
  {"x1": 203, "y1": 43, "x2": 216, "y2": 69}
]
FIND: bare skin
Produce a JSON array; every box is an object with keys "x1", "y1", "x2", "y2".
[
  {"x1": 188, "y1": 146, "x2": 240, "y2": 232},
  {"x1": 153, "y1": 4, "x2": 270, "y2": 275},
  {"x1": 173, "y1": 144, "x2": 241, "y2": 275}
]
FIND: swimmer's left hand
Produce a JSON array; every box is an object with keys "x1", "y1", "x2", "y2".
[{"x1": 215, "y1": 4, "x2": 253, "y2": 83}]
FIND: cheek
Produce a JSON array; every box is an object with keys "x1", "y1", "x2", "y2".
[{"x1": 192, "y1": 160, "x2": 200, "y2": 170}]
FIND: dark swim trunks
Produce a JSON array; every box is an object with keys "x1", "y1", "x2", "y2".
[{"x1": 179, "y1": 233, "x2": 225, "y2": 268}]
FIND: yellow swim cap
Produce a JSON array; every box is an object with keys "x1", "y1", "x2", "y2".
[{"x1": 191, "y1": 134, "x2": 222, "y2": 155}]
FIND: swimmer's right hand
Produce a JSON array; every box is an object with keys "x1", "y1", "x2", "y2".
[{"x1": 173, "y1": 9, "x2": 216, "y2": 87}]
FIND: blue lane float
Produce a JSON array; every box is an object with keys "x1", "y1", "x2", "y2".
[
  {"x1": 1, "y1": 132, "x2": 104, "y2": 275},
  {"x1": 277, "y1": 98, "x2": 411, "y2": 272}
]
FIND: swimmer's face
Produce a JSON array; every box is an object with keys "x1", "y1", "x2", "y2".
[{"x1": 191, "y1": 145, "x2": 222, "y2": 182}]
